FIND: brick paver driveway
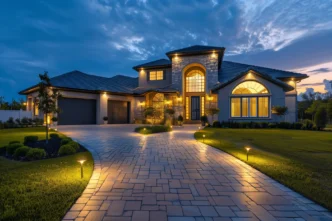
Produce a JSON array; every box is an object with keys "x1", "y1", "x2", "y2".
[{"x1": 60, "y1": 125, "x2": 332, "y2": 221}]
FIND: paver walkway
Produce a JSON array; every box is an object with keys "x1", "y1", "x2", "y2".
[{"x1": 60, "y1": 125, "x2": 332, "y2": 221}]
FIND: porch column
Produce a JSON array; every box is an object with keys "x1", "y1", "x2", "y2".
[{"x1": 97, "y1": 93, "x2": 108, "y2": 124}]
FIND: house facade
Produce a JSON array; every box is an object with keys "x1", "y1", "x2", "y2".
[{"x1": 20, "y1": 45, "x2": 308, "y2": 125}]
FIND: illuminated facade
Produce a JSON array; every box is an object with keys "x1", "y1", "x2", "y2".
[{"x1": 20, "y1": 45, "x2": 308, "y2": 125}]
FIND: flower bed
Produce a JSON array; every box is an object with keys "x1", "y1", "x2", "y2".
[{"x1": 134, "y1": 125, "x2": 172, "y2": 135}]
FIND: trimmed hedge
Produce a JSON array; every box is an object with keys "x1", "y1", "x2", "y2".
[
  {"x1": 13, "y1": 146, "x2": 30, "y2": 159},
  {"x1": 6, "y1": 143, "x2": 23, "y2": 155},
  {"x1": 68, "y1": 141, "x2": 80, "y2": 151},
  {"x1": 24, "y1": 136, "x2": 38, "y2": 144},
  {"x1": 60, "y1": 138, "x2": 72, "y2": 146},
  {"x1": 135, "y1": 125, "x2": 172, "y2": 135},
  {"x1": 9, "y1": 141, "x2": 20, "y2": 145},
  {"x1": 26, "y1": 148, "x2": 46, "y2": 160},
  {"x1": 58, "y1": 144, "x2": 76, "y2": 156},
  {"x1": 50, "y1": 133, "x2": 60, "y2": 139},
  {"x1": 210, "y1": 120, "x2": 321, "y2": 131}
]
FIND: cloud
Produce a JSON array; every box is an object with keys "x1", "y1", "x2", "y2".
[
  {"x1": 211, "y1": 0, "x2": 218, "y2": 7},
  {"x1": 308, "y1": 68, "x2": 331, "y2": 74},
  {"x1": 297, "y1": 82, "x2": 324, "y2": 87},
  {"x1": 111, "y1": 36, "x2": 152, "y2": 60},
  {"x1": 85, "y1": 0, "x2": 112, "y2": 15}
]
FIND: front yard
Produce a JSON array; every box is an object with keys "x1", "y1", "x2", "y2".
[
  {"x1": 195, "y1": 128, "x2": 332, "y2": 210},
  {"x1": 0, "y1": 128, "x2": 93, "y2": 221}
]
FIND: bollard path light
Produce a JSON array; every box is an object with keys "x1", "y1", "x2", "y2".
[
  {"x1": 245, "y1": 147, "x2": 251, "y2": 161},
  {"x1": 78, "y1": 160, "x2": 86, "y2": 178}
]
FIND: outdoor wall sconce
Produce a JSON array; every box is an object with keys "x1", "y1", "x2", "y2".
[
  {"x1": 211, "y1": 51, "x2": 217, "y2": 58},
  {"x1": 78, "y1": 160, "x2": 86, "y2": 178}
]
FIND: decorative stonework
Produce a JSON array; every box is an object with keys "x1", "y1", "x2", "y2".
[{"x1": 171, "y1": 54, "x2": 219, "y2": 94}]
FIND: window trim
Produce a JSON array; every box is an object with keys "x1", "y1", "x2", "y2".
[{"x1": 230, "y1": 96, "x2": 271, "y2": 119}]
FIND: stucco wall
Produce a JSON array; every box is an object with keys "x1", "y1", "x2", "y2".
[
  {"x1": 138, "y1": 68, "x2": 172, "y2": 88},
  {"x1": 285, "y1": 95, "x2": 297, "y2": 122},
  {"x1": 171, "y1": 54, "x2": 219, "y2": 95},
  {"x1": 217, "y1": 73, "x2": 287, "y2": 122}
]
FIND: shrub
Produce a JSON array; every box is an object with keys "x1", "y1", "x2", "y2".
[
  {"x1": 314, "y1": 107, "x2": 328, "y2": 130},
  {"x1": 13, "y1": 146, "x2": 30, "y2": 159},
  {"x1": 26, "y1": 148, "x2": 46, "y2": 160},
  {"x1": 7, "y1": 117, "x2": 14, "y2": 124},
  {"x1": 68, "y1": 141, "x2": 80, "y2": 151},
  {"x1": 135, "y1": 125, "x2": 172, "y2": 135},
  {"x1": 278, "y1": 122, "x2": 291, "y2": 129},
  {"x1": 15, "y1": 118, "x2": 21, "y2": 125},
  {"x1": 50, "y1": 133, "x2": 60, "y2": 139},
  {"x1": 212, "y1": 121, "x2": 221, "y2": 128},
  {"x1": 103, "y1": 116, "x2": 108, "y2": 121},
  {"x1": 0, "y1": 121, "x2": 3, "y2": 129},
  {"x1": 268, "y1": 123, "x2": 277, "y2": 128},
  {"x1": 165, "y1": 108, "x2": 175, "y2": 116},
  {"x1": 61, "y1": 138, "x2": 72, "y2": 146},
  {"x1": 9, "y1": 141, "x2": 20, "y2": 145},
  {"x1": 177, "y1": 115, "x2": 183, "y2": 122},
  {"x1": 6, "y1": 143, "x2": 23, "y2": 155},
  {"x1": 200, "y1": 115, "x2": 208, "y2": 124},
  {"x1": 302, "y1": 119, "x2": 314, "y2": 130},
  {"x1": 21, "y1": 117, "x2": 29, "y2": 125},
  {"x1": 294, "y1": 122, "x2": 303, "y2": 130},
  {"x1": 51, "y1": 116, "x2": 58, "y2": 122},
  {"x1": 24, "y1": 136, "x2": 38, "y2": 145},
  {"x1": 58, "y1": 144, "x2": 76, "y2": 156}
]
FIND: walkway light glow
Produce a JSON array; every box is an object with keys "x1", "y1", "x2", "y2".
[
  {"x1": 245, "y1": 147, "x2": 251, "y2": 161},
  {"x1": 78, "y1": 160, "x2": 86, "y2": 178}
]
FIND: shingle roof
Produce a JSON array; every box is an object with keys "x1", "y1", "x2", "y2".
[
  {"x1": 166, "y1": 45, "x2": 225, "y2": 57},
  {"x1": 133, "y1": 59, "x2": 171, "y2": 71},
  {"x1": 220, "y1": 61, "x2": 308, "y2": 82},
  {"x1": 132, "y1": 84, "x2": 179, "y2": 95},
  {"x1": 19, "y1": 70, "x2": 138, "y2": 95}
]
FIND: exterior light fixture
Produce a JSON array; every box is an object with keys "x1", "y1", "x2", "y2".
[
  {"x1": 23, "y1": 102, "x2": 27, "y2": 106},
  {"x1": 144, "y1": 128, "x2": 146, "y2": 131},
  {"x1": 198, "y1": 126, "x2": 201, "y2": 130},
  {"x1": 245, "y1": 147, "x2": 251, "y2": 161},
  {"x1": 78, "y1": 160, "x2": 86, "y2": 178},
  {"x1": 170, "y1": 125, "x2": 173, "y2": 129},
  {"x1": 211, "y1": 51, "x2": 217, "y2": 58}
]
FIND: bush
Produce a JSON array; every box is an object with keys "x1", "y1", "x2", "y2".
[
  {"x1": 15, "y1": 118, "x2": 21, "y2": 125},
  {"x1": 51, "y1": 116, "x2": 58, "y2": 122},
  {"x1": 294, "y1": 122, "x2": 303, "y2": 130},
  {"x1": 177, "y1": 115, "x2": 183, "y2": 122},
  {"x1": 212, "y1": 121, "x2": 221, "y2": 128},
  {"x1": 50, "y1": 133, "x2": 60, "y2": 139},
  {"x1": 135, "y1": 125, "x2": 172, "y2": 135},
  {"x1": 26, "y1": 148, "x2": 46, "y2": 160},
  {"x1": 278, "y1": 122, "x2": 291, "y2": 129},
  {"x1": 61, "y1": 138, "x2": 72, "y2": 146},
  {"x1": 58, "y1": 144, "x2": 76, "y2": 156},
  {"x1": 6, "y1": 143, "x2": 23, "y2": 155},
  {"x1": 200, "y1": 115, "x2": 208, "y2": 124},
  {"x1": 268, "y1": 123, "x2": 277, "y2": 128},
  {"x1": 24, "y1": 136, "x2": 38, "y2": 145},
  {"x1": 9, "y1": 141, "x2": 20, "y2": 145},
  {"x1": 13, "y1": 146, "x2": 30, "y2": 159},
  {"x1": 0, "y1": 121, "x2": 3, "y2": 129},
  {"x1": 68, "y1": 141, "x2": 80, "y2": 151},
  {"x1": 103, "y1": 116, "x2": 108, "y2": 121},
  {"x1": 314, "y1": 107, "x2": 328, "y2": 130},
  {"x1": 21, "y1": 117, "x2": 29, "y2": 125},
  {"x1": 302, "y1": 119, "x2": 314, "y2": 130}
]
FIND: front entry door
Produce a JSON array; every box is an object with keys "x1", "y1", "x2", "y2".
[{"x1": 191, "y1": 96, "x2": 200, "y2": 120}]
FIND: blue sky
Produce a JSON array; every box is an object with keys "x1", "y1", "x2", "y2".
[{"x1": 1, "y1": 0, "x2": 332, "y2": 100}]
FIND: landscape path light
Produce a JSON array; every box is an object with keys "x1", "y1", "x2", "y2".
[
  {"x1": 78, "y1": 160, "x2": 86, "y2": 178},
  {"x1": 245, "y1": 147, "x2": 251, "y2": 161},
  {"x1": 203, "y1": 134, "x2": 206, "y2": 143}
]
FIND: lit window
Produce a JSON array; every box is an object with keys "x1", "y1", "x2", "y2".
[
  {"x1": 201, "y1": 97, "x2": 205, "y2": 116},
  {"x1": 232, "y1": 81, "x2": 268, "y2": 94},
  {"x1": 258, "y1": 97, "x2": 269, "y2": 117},
  {"x1": 34, "y1": 102, "x2": 39, "y2": 116},
  {"x1": 186, "y1": 70, "x2": 205, "y2": 92},
  {"x1": 231, "y1": 98, "x2": 241, "y2": 117},
  {"x1": 185, "y1": 97, "x2": 189, "y2": 119},
  {"x1": 231, "y1": 81, "x2": 269, "y2": 118},
  {"x1": 149, "y1": 71, "x2": 164, "y2": 81}
]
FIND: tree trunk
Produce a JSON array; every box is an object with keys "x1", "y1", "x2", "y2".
[{"x1": 45, "y1": 113, "x2": 49, "y2": 144}]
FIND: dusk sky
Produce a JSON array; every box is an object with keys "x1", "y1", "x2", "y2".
[{"x1": 1, "y1": 0, "x2": 332, "y2": 100}]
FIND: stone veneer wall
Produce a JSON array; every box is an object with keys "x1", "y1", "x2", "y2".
[{"x1": 171, "y1": 54, "x2": 219, "y2": 95}]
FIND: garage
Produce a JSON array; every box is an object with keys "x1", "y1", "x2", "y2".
[
  {"x1": 107, "y1": 100, "x2": 130, "y2": 124},
  {"x1": 58, "y1": 98, "x2": 96, "y2": 125}
]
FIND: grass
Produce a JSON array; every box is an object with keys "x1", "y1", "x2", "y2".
[
  {"x1": 0, "y1": 127, "x2": 93, "y2": 221},
  {"x1": 135, "y1": 125, "x2": 172, "y2": 134},
  {"x1": 195, "y1": 128, "x2": 332, "y2": 210}
]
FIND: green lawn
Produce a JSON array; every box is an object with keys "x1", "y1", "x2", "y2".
[
  {"x1": 327, "y1": 124, "x2": 332, "y2": 129},
  {"x1": 0, "y1": 127, "x2": 93, "y2": 221},
  {"x1": 195, "y1": 128, "x2": 332, "y2": 210}
]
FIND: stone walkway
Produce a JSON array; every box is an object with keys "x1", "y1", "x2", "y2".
[{"x1": 60, "y1": 125, "x2": 332, "y2": 221}]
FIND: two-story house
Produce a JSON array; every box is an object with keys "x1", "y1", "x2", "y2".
[{"x1": 19, "y1": 45, "x2": 308, "y2": 125}]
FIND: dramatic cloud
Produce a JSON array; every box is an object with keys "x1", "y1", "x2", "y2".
[{"x1": 0, "y1": 0, "x2": 331, "y2": 99}]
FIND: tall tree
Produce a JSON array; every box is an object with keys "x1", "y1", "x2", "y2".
[
  {"x1": 37, "y1": 71, "x2": 61, "y2": 143},
  {"x1": 327, "y1": 99, "x2": 332, "y2": 124},
  {"x1": 305, "y1": 100, "x2": 323, "y2": 121}
]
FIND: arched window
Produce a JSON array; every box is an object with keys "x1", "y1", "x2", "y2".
[
  {"x1": 186, "y1": 70, "x2": 205, "y2": 92},
  {"x1": 232, "y1": 81, "x2": 268, "y2": 94},
  {"x1": 231, "y1": 81, "x2": 269, "y2": 118}
]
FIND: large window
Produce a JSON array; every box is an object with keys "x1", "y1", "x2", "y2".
[
  {"x1": 186, "y1": 70, "x2": 205, "y2": 92},
  {"x1": 152, "y1": 93, "x2": 164, "y2": 119},
  {"x1": 149, "y1": 71, "x2": 164, "y2": 81},
  {"x1": 231, "y1": 81, "x2": 270, "y2": 118}
]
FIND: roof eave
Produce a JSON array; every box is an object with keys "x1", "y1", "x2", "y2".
[
  {"x1": 132, "y1": 64, "x2": 172, "y2": 71},
  {"x1": 166, "y1": 48, "x2": 225, "y2": 59}
]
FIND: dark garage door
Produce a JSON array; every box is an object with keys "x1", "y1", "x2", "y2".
[
  {"x1": 58, "y1": 98, "x2": 96, "y2": 125},
  {"x1": 108, "y1": 100, "x2": 130, "y2": 124}
]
